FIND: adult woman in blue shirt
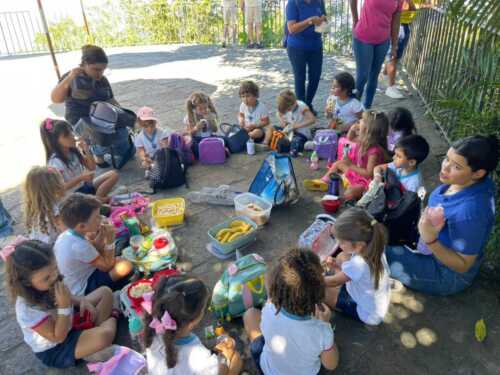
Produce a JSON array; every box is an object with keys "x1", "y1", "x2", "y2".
[
  {"x1": 386, "y1": 135, "x2": 499, "y2": 295},
  {"x1": 286, "y1": 0, "x2": 327, "y2": 115}
]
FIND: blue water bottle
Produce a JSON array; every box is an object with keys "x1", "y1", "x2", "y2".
[{"x1": 328, "y1": 173, "x2": 341, "y2": 196}]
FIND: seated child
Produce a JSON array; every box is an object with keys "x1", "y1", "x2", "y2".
[
  {"x1": 134, "y1": 106, "x2": 171, "y2": 175},
  {"x1": 24, "y1": 166, "x2": 66, "y2": 244},
  {"x1": 184, "y1": 92, "x2": 220, "y2": 159},
  {"x1": 374, "y1": 134, "x2": 429, "y2": 192},
  {"x1": 54, "y1": 193, "x2": 133, "y2": 296},
  {"x1": 322, "y1": 110, "x2": 389, "y2": 200},
  {"x1": 41, "y1": 119, "x2": 119, "y2": 202},
  {"x1": 387, "y1": 107, "x2": 416, "y2": 152},
  {"x1": 144, "y1": 274, "x2": 242, "y2": 375},
  {"x1": 238, "y1": 80, "x2": 270, "y2": 142},
  {"x1": 325, "y1": 72, "x2": 364, "y2": 133},
  {"x1": 324, "y1": 207, "x2": 391, "y2": 326},
  {"x1": 265, "y1": 89, "x2": 316, "y2": 157},
  {"x1": 4, "y1": 239, "x2": 118, "y2": 369},
  {"x1": 243, "y1": 248, "x2": 339, "y2": 375}
]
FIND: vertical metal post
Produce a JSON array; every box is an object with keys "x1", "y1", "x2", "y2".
[{"x1": 36, "y1": 0, "x2": 61, "y2": 80}]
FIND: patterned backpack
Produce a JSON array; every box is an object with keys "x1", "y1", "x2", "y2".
[
  {"x1": 298, "y1": 214, "x2": 338, "y2": 261},
  {"x1": 211, "y1": 253, "x2": 268, "y2": 320}
]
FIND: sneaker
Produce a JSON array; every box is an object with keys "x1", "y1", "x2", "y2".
[
  {"x1": 385, "y1": 85, "x2": 404, "y2": 99},
  {"x1": 304, "y1": 141, "x2": 315, "y2": 151},
  {"x1": 256, "y1": 43, "x2": 264, "y2": 49},
  {"x1": 247, "y1": 43, "x2": 255, "y2": 49},
  {"x1": 222, "y1": 42, "x2": 227, "y2": 48}
]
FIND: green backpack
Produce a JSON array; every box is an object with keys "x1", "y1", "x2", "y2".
[{"x1": 211, "y1": 253, "x2": 268, "y2": 320}]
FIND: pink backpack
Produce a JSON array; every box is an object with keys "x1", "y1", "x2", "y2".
[
  {"x1": 110, "y1": 193, "x2": 149, "y2": 237},
  {"x1": 87, "y1": 346, "x2": 145, "y2": 375},
  {"x1": 199, "y1": 137, "x2": 226, "y2": 165}
]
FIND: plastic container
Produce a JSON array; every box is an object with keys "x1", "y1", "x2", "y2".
[
  {"x1": 207, "y1": 216, "x2": 258, "y2": 255},
  {"x1": 187, "y1": 185, "x2": 240, "y2": 206},
  {"x1": 129, "y1": 235, "x2": 144, "y2": 251},
  {"x1": 234, "y1": 193, "x2": 272, "y2": 226},
  {"x1": 152, "y1": 197, "x2": 185, "y2": 227},
  {"x1": 322, "y1": 198, "x2": 342, "y2": 214}
]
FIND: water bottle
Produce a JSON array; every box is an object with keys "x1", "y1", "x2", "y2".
[
  {"x1": 328, "y1": 173, "x2": 341, "y2": 196},
  {"x1": 310, "y1": 151, "x2": 319, "y2": 170},
  {"x1": 342, "y1": 143, "x2": 351, "y2": 159},
  {"x1": 247, "y1": 138, "x2": 255, "y2": 155}
]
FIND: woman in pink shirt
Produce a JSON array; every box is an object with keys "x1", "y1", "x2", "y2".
[{"x1": 350, "y1": 0, "x2": 402, "y2": 108}]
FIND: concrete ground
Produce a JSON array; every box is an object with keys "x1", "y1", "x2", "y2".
[{"x1": 0, "y1": 45, "x2": 499, "y2": 374}]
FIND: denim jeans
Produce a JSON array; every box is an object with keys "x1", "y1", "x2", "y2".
[
  {"x1": 385, "y1": 245, "x2": 476, "y2": 296},
  {"x1": 352, "y1": 36, "x2": 390, "y2": 109},
  {"x1": 287, "y1": 46, "x2": 323, "y2": 110}
]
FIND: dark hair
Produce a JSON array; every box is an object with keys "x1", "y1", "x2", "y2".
[
  {"x1": 40, "y1": 118, "x2": 84, "y2": 167},
  {"x1": 269, "y1": 248, "x2": 325, "y2": 317},
  {"x1": 239, "y1": 80, "x2": 260, "y2": 98},
  {"x1": 143, "y1": 275, "x2": 210, "y2": 369},
  {"x1": 388, "y1": 107, "x2": 416, "y2": 136},
  {"x1": 5, "y1": 240, "x2": 57, "y2": 310},
  {"x1": 395, "y1": 134, "x2": 430, "y2": 165},
  {"x1": 334, "y1": 208, "x2": 388, "y2": 289},
  {"x1": 452, "y1": 135, "x2": 499, "y2": 174},
  {"x1": 60, "y1": 193, "x2": 101, "y2": 229},
  {"x1": 277, "y1": 89, "x2": 297, "y2": 114},
  {"x1": 334, "y1": 72, "x2": 356, "y2": 98},
  {"x1": 81, "y1": 44, "x2": 108, "y2": 65}
]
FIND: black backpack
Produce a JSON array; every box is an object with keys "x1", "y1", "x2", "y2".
[
  {"x1": 149, "y1": 148, "x2": 187, "y2": 192},
  {"x1": 365, "y1": 168, "x2": 421, "y2": 247}
]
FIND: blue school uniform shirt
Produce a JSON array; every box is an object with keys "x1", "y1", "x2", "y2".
[
  {"x1": 417, "y1": 177, "x2": 496, "y2": 281},
  {"x1": 286, "y1": 0, "x2": 326, "y2": 50}
]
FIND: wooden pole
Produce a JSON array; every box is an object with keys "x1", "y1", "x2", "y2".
[
  {"x1": 36, "y1": 0, "x2": 61, "y2": 80},
  {"x1": 80, "y1": 0, "x2": 93, "y2": 42}
]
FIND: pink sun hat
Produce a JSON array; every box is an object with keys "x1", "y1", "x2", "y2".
[{"x1": 136, "y1": 106, "x2": 158, "y2": 122}]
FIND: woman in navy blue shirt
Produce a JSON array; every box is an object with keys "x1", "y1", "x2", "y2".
[
  {"x1": 286, "y1": 0, "x2": 327, "y2": 114},
  {"x1": 386, "y1": 135, "x2": 499, "y2": 295}
]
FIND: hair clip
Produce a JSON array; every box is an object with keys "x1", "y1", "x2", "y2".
[
  {"x1": 44, "y1": 118, "x2": 53, "y2": 131},
  {"x1": 149, "y1": 310, "x2": 177, "y2": 334},
  {"x1": 0, "y1": 236, "x2": 28, "y2": 262}
]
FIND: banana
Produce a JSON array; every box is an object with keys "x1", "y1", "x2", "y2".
[
  {"x1": 216, "y1": 228, "x2": 232, "y2": 240},
  {"x1": 227, "y1": 231, "x2": 244, "y2": 243},
  {"x1": 230, "y1": 220, "x2": 246, "y2": 228},
  {"x1": 220, "y1": 231, "x2": 233, "y2": 244}
]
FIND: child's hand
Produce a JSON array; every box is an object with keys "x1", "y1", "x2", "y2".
[
  {"x1": 54, "y1": 281, "x2": 72, "y2": 309},
  {"x1": 314, "y1": 303, "x2": 332, "y2": 323},
  {"x1": 80, "y1": 171, "x2": 95, "y2": 183},
  {"x1": 76, "y1": 139, "x2": 90, "y2": 154},
  {"x1": 141, "y1": 158, "x2": 152, "y2": 169},
  {"x1": 215, "y1": 336, "x2": 236, "y2": 357},
  {"x1": 79, "y1": 298, "x2": 97, "y2": 322},
  {"x1": 101, "y1": 219, "x2": 116, "y2": 244},
  {"x1": 69, "y1": 67, "x2": 85, "y2": 79},
  {"x1": 323, "y1": 256, "x2": 338, "y2": 272},
  {"x1": 245, "y1": 124, "x2": 256, "y2": 131}
]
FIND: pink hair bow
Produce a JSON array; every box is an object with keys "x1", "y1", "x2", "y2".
[
  {"x1": 140, "y1": 291, "x2": 154, "y2": 315},
  {"x1": 45, "y1": 118, "x2": 53, "y2": 131},
  {"x1": 0, "y1": 236, "x2": 28, "y2": 261},
  {"x1": 149, "y1": 310, "x2": 177, "y2": 334}
]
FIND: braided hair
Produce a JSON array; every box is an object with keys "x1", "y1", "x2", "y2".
[{"x1": 269, "y1": 248, "x2": 325, "y2": 317}]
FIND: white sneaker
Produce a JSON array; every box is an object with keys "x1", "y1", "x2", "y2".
[
  {"x1": 385, "y1": 85, "x2": 405, "y2": 99},
  {"x1": 304, "y1": 141, "x2": 315, "y2": 151}
]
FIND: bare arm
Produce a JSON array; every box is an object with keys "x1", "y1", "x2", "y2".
[
  {"x1": 287, "y1": 16, "x2": 322, "y2": 34},
  {"x1": 346, "y1": 153, "x2": 380, "y2": 178},
  {"x1": 390, "y1": 11, "x2": 401, "y2": 59},
  {"x1": 321, "y1": 344, "x2": 340, "y2": 371},
  {"x1": 258, "y1": 116, "x2": 270, "y2": 128},
  {"x1": 51, "y1": 67, "x2": 83, "y2": 103},
  {"x1": 292, "y1": 109, "x2": 316, "y2": 129},
  {"x1": 324, "y1": 271, "x2": 350, "y2": 288},
  {"x1": 350, "y1": 0, "x2": 359, "y2": 26}
]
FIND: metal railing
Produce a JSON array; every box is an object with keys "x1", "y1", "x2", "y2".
[{"x1": 0, "y1": 11, "x2": 45, "y2": 56}]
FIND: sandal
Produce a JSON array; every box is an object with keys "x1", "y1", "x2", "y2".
[{"x1": 303, "y1": 179, "x2": 329, "y2": 192}]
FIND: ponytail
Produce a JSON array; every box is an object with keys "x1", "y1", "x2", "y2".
[{"x1": 362, "y1": 222, "x2": 388, "y2": 290}]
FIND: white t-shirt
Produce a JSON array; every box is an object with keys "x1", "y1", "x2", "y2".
[
  {"x1": 388, "y1": 163, "x2": 423, "y2": 193},
  {"x1": 283, "y1": 101, "x2": 313, "y2": 139},
  {"x1": 183, "y1": 112, "x2": 218, "y2": 138},
  {"x1": 134, "y1": 127, "x2": 171, "y2": 158},
  {"x1": 326, "y1": 95, "x2": 364, "y2": 126},
  {"x1": 260, "y1": 302, "x2": 334, "y2": 375},
  {"x1": 29, "y1": 204, "x2": 60, "y2": 244},
  {"x1": 341, "y1": 253, "x2": 391, "y2": 325},
  {"x1": 15, "y1": 297, "x2": 72, "y2": 353},
  {"x1": 54, "y1": 229, "x2": 99, "y2": 296},
  {"x1": 239, "y1": 101, "x2": 269, "y2": 127},
  {"x1": 48, "y1": 152, "x2": 85, "y2": 192},
  {"x1": 147, "y1": 334, "x2": 219, "y2": 375}
]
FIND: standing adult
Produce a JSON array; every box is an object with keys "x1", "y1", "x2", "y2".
[
  {"x1": 51, "y1": 45, "x2": 127, "y2": 168},
  {"x1": 386, "y1": 135, "x2": 499, "y2": 295},
  {"x1": 243, "y1": 0, "x2": 264, "y2": 48},
  {"x1": 286, "y1": 0, "x2": 327, "y2": 115},
  {"x1": 350, "y1": 0, "x2": 402, "y2": 108}
]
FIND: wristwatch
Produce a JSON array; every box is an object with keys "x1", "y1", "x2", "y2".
[{"x1": 57, "y1": 307, "x2": 73, "y2": 316}]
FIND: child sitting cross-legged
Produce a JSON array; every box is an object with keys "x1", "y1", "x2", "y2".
[
  {"x1": 373, "y1": 134, "x2": 430, "y2": 192},
  {"x1": 264, "y1": 90, "x2": 316, "y2": 157},
  {"x1": 238, "y1": 80, "x2": 270, "y2": 143},
  {"x1": 324, "y1": 208, "x2": 391, "y2": 325},
  {"x1": 3, "y1": 239, "x2": 118, "y2": 369},
  {"x1": 243, "y1": 248, "x2": 339, "y2": 375},
  {"x1": 134, "y1": 106, "x2": 171, "y2": 177},
  {"x1": 144, "y1": 274, "x2": 243, "y2": 375},
  {"x1": 54, "y1": 193, "x2": 133, "y2": 297}
]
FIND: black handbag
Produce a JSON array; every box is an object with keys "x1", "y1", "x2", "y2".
[{"x1": 220, "y1": 123, "x2": 249, "y2": 153}]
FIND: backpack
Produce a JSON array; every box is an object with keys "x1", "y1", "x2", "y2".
[
  {"x1": 0, "y1": 198, "x2": 13, "y2": 238},
  {"x1": 149, "y1": 148, "x2": 187, "y2": 192},
  {"x1": 314, "y1": 129, "x2": 338, "y2": 160},
  {"x1": 199, "y1": 137, "x2": 226, "y2": 165},
  {"x1": 249, "y1": 152, "x2": 300, "y2": 206},
  {"x1": 364, "y1": 168, "x2": 421, "y2": 247},
  {"x1": 87, "y1": 346, "x2": 145, "y2": 375},
  {"x1": 298, "y1": 214, "x2": 338, "y2": 261},
  {"x1": 282, "y1": 0, "x2": 326, "y2": 48},
  {"x1": 220, "y1": 123, "x2": 249, "y2": 153},
  {"x1": 110, "y1": 193, "x2": 150, "y2": 239},
  {"x1": 211, "y1": 253, "x2": 267, "y2": 320},
  {"x1": 168, "y1": 132, "x2": 194, "y2": 166}
]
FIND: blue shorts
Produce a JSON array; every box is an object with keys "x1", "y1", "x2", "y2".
[
  {"x1": 336, "y1": 285, "x2": 361, "y2": 321},
  {"x1": 35, "y1": 329, "x2": 82, "y2": 368},
  {"x1": 84, "y1": 269, "x2": 131, "y2": 294},
  {"x1": 249, "y1": 335, "x2": 265, "y2": 375},
  {"x1": 75, "y1": 182, "x2": 96, "y2": 195}
]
